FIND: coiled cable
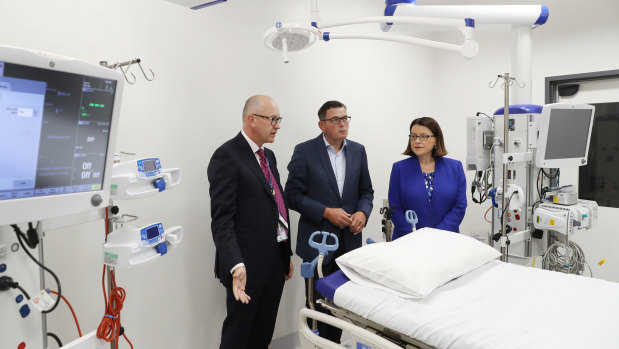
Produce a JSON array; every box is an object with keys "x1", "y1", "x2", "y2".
[{"x1": 542, "y1": 240, "x2": 592, "y2": 276}]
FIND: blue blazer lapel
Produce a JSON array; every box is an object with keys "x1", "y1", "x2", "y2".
[{"x1": 314, "y1": 135, "x2": 341, "y2": 200}]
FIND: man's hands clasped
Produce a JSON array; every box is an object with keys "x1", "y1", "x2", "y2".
[{"x1": 323, "y1": 208, "x2": 366, "y2": 235}]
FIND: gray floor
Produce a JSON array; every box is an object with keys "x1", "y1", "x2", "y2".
[
  {"x1": 270, "y1": 331, "x2": 352, "y2": 349},
  {"x1": 269, "y1": 332, "x2": 300, "y2": 349}
]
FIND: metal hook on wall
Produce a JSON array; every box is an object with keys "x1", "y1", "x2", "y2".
[{"x1": 100, "y1": 58, "x2": 155, "y2": 84}]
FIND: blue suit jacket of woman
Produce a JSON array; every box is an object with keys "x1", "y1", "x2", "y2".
[{"x1": 388, "y1": 156, "x2": 467, "y2": 239}]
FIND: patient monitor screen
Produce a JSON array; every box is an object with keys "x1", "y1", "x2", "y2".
[
  {"x1": 544, "y1": 108, "x2": 592, "y2": 160},
  {"x1": 0, "y1": 61, "x2": 117, "y2": 201}
]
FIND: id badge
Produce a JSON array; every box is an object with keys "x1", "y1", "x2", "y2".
[
  {"x1": 278, "y1": 214, "x2": 288, "y2": 230},
  {"x1": 277, "y1": 224, "x2": 288, "y2": 242},
  {"x1": 277, "y1": 214, "x2": 288, "y2": 242}
]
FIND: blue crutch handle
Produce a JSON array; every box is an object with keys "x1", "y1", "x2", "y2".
[
  {"x1": 301, "y1": 231, "x2": 339, "y2": 278},
  {"x1": 308, "y1": 231, "x2": 339, "y2": 255},
  {"x1": 405, "y1": 210, "x2": 418, "y2": 230}
]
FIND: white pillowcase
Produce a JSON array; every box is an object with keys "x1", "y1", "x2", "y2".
[{"x1": 336, "y1": 228, "x2": 501, "y2": 298}]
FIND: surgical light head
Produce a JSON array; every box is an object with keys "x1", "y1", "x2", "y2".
[{"x1": 264, "y1": 22, "x2": 318, "y2": 63}]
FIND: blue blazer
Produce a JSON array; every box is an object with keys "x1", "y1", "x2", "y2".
[
  {"x1": 285, "y1": 134, "x2": 374, "y2": 262},
  {"x1": 388, "y1": 156, "x2": 466, "y2": 239}
]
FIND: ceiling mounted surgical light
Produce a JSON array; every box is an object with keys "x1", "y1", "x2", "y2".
[
  {"x1": 264, "y1": 23, "x2": 319, "y2": 63},
  {"x1": 263, "y1": 0, "x2": 481, "y2": 63}
]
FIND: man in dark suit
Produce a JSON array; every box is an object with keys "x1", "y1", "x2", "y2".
[
  {"x1": 208, "y1": 95, "x2": 294, "y2": 349},
  {"x1": 284, "y1": 100, "x2": 374, "y2": 343}
]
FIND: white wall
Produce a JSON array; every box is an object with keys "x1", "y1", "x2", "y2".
[{"x1": 1, "y1": 0, "x2": 618, "y2": 348}]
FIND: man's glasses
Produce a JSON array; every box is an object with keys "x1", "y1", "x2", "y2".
[
  {"x1": 409, "y1": 134, "x2": 435, "y2": 141},
  {"x1": 321, "y1": 116, "x2": 352, "y2": 125},
  {"x1": 253, "y1": 114, "x2": 283, "y2": 126}
]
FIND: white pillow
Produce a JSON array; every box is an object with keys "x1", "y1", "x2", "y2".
[{"x1": 336, "y1": 228, "x2": 501, "y2": 298}]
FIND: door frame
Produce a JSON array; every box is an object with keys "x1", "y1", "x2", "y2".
[{"x1": 545, "y1": 69, "x2": 619, "y2": 103}]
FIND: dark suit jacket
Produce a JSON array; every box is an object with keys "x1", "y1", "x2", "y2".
[
  {"x1": 208, "y1": 132, "x2": 292, "y2": 288},
  {"x1": 284, "y1": 134, "x2": 374, "y2": 262},
  {"x1": 388, "y1": 156, "x2": 467, "y2": 239}
]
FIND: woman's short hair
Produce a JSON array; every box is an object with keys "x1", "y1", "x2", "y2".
[{"x1": 402, "y1": 117, "x2": 448, "y2": 157}]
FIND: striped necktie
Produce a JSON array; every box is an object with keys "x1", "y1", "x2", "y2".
[{"x1": 256, "y1": 148, "x2": 288, "y2": 223}]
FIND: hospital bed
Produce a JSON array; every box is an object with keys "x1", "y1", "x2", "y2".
[{"x1": 314, "y1": 259, "x2": 619, "y2": 349}]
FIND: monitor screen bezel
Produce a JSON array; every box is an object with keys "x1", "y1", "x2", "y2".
[
  {"x1": 535, "y1": 103, "x2": 595, "y2": 169},
  {"x1": 0, "y1": 45, "x2": 124, "y2": 226}
]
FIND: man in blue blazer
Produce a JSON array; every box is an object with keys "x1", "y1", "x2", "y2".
[
  {"x1": 208, "y1": 95, "x2": 294, "y2": 349},
  {"x1": 285, "y1": 100, "x2": 374, "y2": 343}
]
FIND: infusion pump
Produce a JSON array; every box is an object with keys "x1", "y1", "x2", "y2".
[
  {"x1": 103, "y1": 222, "x2": 183, "y2": 269},
  {"x1": 111, "y1": 157, "x2": 181, "y2": 200}
]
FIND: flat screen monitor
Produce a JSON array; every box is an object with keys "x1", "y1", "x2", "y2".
[
  {"x1": 535, "y1": 103, "x2": 595, "y2": 168},
  {"x1": 0, "y1": 45, "x2": 124, "y2": 225}
]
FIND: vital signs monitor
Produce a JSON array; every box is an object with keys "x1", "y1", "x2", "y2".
[{"x1": 0, "y1": 45, "x2": 124, "y2": 225}]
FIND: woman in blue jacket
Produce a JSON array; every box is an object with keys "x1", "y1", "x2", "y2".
[{"x1": 388, "y1": 117, "x2": 467, "y2": 239}]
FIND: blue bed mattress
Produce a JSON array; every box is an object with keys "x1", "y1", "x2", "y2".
[{"x1": 315, "y1": 270, "x2": 349, "y2": 300}]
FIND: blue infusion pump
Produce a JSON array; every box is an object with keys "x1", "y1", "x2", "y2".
[
  {"x1": 140, "y1": 223, "x2": 165, "y2": 247},
  {"x1": 137, "y1": 158, "x2": 162, "y2": 179}
]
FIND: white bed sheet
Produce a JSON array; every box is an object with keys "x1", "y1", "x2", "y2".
[{"x1": 334, "y1": 260, "x2": 619, "y2": 349}]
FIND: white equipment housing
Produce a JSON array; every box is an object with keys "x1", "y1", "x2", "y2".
[
  {"x1": 535, "y1": 103, "x2": 595, "y2": 168},
  {"x1": 103, "y1": 222, "x2": 183, "y2": 269},
  {"x1": 381, "y1": 4, "x2": 548, "y2": 32},
  {"x1": 111, "y1": 157, "x2": 181, "y2": 200},
  {"x1": 0, "y1": 45, "x2": 124, "y2": 226},
  {"x1": 466, "y1": 116, "x2": 493, "y2": 171},
  {"x1": 533, "y1": 200, "x2": 598, "y2": 236},
  {"x1": 56, "y1": 330, "x2": 108, "y2": 349}
]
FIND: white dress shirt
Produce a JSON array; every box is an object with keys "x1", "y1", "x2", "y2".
[{"x1": 323, "y1": 134, "x2": 347, "y2": 197}]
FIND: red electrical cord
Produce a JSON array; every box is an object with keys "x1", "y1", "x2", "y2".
[
  {"x1": 97, "y1": 265, "x2": 133, "y2": 348},
  {"x1": 97, "y1": 208, "x2": 134, "y2": 348},
  {"x1": 48, "y1": 290, "x2": 82, "y2": 337},
  {"x1": 484, "y1": 205, "x2": 493, "y2": 223}
]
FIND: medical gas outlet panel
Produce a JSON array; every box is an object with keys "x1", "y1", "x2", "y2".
[{"x1": 0, "y1": 226, "x2": 45, "y2": 349}]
